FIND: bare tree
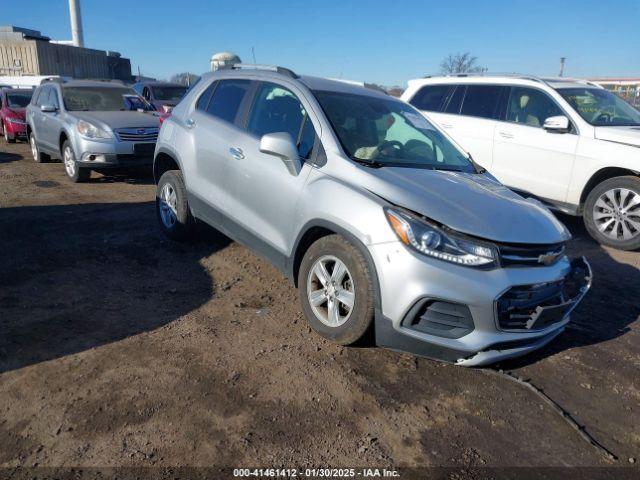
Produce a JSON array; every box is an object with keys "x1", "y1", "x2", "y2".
[
  {"x1": 169, "y1": 72, "x2": 200, "y2": 86},
  {"x1": 439, "y1": 52, "x2": 485, "y2": 74}
]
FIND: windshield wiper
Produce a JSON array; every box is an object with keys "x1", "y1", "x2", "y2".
[
  {"x1": 467, "y1": 153, "x2": 486, "y2": 174},
  {"x1": 350, "y1": 157, "x2": 386, "y2": 168}
]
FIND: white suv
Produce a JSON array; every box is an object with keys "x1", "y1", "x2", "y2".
[{"x1": 402, "y1": 75, "x2": 640, "y2": 250}]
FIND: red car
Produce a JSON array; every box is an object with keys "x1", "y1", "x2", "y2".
[{"x1": 0, "y1": 88, "x2": 33, "y2": 143}]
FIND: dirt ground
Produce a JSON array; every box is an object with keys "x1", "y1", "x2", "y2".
[{"x1": 0, "y1": 140, "x2": 639, "y2": 476}]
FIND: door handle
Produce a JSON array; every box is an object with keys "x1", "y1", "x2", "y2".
[
  {"x1": 185, "y1": 118, "x2": 196, "y2": 129},
  {"x1": 498, "y1": 131, "x2": 514, "y2": 139},
  {"x1": 441, "y1": 123, "x2": 453, "y2": 129},
  {"x1": 229, "y1": 147, "x2": 244, "y2": 160}
]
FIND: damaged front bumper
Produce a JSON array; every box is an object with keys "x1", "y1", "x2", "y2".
[{"x1": 374, "y1": 256, "x2": 592, "y2": 367}]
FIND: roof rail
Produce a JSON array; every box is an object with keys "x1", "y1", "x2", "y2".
[
  {"x1": 219, "y1": 63, "x2": 300, "y2": 79},
  {"x1": 422, "y1": 72, "x2": 550, "y2": 86},
  {"x1": 40, "y1": 77, "x2": 67, "y2": 85}
]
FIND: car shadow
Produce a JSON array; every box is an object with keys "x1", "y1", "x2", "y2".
[
  {"x1": 496, "y1": 212, "x2": 640, "y2": 369},
  {"x1": 0, "y1": 151, "x2": 22, "y2": 163},
  {"x1": 88, "y1": 167, "x2": 155, "y2": 185},
  {"x1": 0, "y1": 201, "x2": 230, "y2": 374}
]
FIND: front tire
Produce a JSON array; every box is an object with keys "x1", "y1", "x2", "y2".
[
  {"x1": 3, "y1": 124, "x2": 15, "y2": 143},
  {"x1": 584, "y1": 176, "x2": 640, "y2": 250},
  {"x1": 156, "y1": 170, "x2": 194, "y2": 241},
  {"x1": 62, "y1": 140, "x2": 90, "y2": 182},
  {"x1": 298, "y1": 235, "x2": 375, "y2": 345}
]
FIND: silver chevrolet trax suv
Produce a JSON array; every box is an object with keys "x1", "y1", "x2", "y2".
[
  {"x1": 153, "y1": 64, "x2": 592, "y2": 366},
  {"x1": 27, "y1": 79, "x2": 160, "y2": 182}
]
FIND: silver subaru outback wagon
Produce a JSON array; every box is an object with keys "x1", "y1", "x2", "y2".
[{"x1": 153, "y1": 64, "x2": 592, "y2": 366}]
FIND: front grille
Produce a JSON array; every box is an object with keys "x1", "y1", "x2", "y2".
[
  {"x1": 496, "y1": 281, "x2": 564, "y2": 331},
  {"x1": 403, "y1": 299, "x2": 474, "y2": 339},
  {"x1": 115, "y1": 128, "x2": 159, "y2": 142},
  {"x1": 498, "y1": 242, "x2": 565, "y2": 268}
]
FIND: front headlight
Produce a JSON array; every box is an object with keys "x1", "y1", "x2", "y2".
[
  {"x1": 6, "y1": 117, "x2": 25, "y2": 124},
  {"x1": 76, "y1": 120, "x2": 112, "y2": 139},
  {"x1": 385, "y1": 208, "x2": 497, "y2": 268}
]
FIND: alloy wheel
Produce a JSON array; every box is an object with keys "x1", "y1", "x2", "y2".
[
  {"x1": 307, "y1": 255, "x2": 355, "y2": 327},
  {"x1": 593, "y1": 188, "x2": 640, "y2": 241},
  {"x1": 63, "y1": 146, "x2": 76, "y2": 177},
  {"x1": 30, "y1": 135, "x2": 39, "y2": 161},
  {"x1": 159, "y1": 183, "x2": 178, "y2": 228}
]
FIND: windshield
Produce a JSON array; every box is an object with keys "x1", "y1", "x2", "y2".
[
  {"x1": 6, "y1": 91, "x2": 32, "y2": 108},
  {"x1": 558, "y1": 87, "x2": 640, "y2": 126},
  {"x1": 152, "y1": 86, "x2": 187, "y2": 101},
  {"x1": 313, "y1": 90, "x2": 475, "y2": 172},
  {"x1": 62, "y1": 87, "x2": 154, "y2": 112}
]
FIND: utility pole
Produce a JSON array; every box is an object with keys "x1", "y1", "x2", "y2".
[{"x1": 559, "y1": 57, "x2": 566, "y2": 77}]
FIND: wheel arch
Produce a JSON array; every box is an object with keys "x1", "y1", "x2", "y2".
[
  {"x1": 153, "y1": 147, "x2": 183, "y2": 184},
  {"x1": 288, "y1": 219, "x2": 381, "y2": 311},
  {"x1": 580, "y1": 167, "x2": 640, "y2": 207}
]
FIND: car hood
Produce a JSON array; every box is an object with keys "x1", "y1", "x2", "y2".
[
  {"x1": 594, "y1": 126, "x2": 640, "y2": 147},
  {"x1": 6, "y1": 108, "x2": 26, "y2": 119},
  {"x1": 353, "y1": 166, "x2": 569, "y2": 244},
  {"x1": 72, "y1": 111, "x2": 161, "y2": 131}
]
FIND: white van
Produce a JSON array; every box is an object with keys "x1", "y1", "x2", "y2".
[{"x1": 402, "y1": 75, "x2": 640, "y2": 250}]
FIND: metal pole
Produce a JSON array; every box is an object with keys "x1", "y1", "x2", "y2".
[
  {"x1": 559, "y1": 57, "x2": 566, "y2": 77},
  {"x1": 69, "y1": 0, "x2": 85, "y2": 47}
]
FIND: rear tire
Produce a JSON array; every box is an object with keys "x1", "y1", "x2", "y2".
[
  {"x1": 156, "y1": 170, "x2": 194, "y2": 241},
  {"x1": 62, "y1": 140, "x2": 90, "y2": 182},
  {"x1": 29, "y1": 133, "x2": 50, "y2": 163},
  {"x1": 584, "y1": 176, "x2": 640, "y2": 251},
  {"x1": 298, "y1": 234, "x2": 375, "y2": 345}
]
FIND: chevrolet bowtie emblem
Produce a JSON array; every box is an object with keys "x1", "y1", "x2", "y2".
[{"x1": 538, "y1": 252, "x2": 559, "y2": 265}]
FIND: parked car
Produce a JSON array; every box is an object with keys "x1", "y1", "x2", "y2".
[
  {"x1": 152, "y1": 64, "x2": 591, "y2": 366},
  {"x1": 402, "y1": 75, "x2": 640, "y2": 250},
  {"x1": 132, "y1": 81, "x2": 188, "y2": 112},
  {"x1": 26, "y1": 79, "x2": 161, "y2": 182},
  {"x1": 0, "y1": 87, "x2": 32, "y2": 143}
]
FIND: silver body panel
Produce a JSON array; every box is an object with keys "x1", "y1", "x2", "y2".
[
  {"x1": 155, "y1": 69, "x2": 591, "y2": 366},
  {"x1": 26, "y1": 80, "x2": 160, "y2": 166}
]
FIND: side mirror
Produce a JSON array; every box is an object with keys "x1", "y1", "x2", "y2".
[
  {"x1": 259, "y1": 132, "x2": 302, "y2": 176},
  {"x1": 40, "y1": 104, "x2": 57, "y2": 113},
  {"x1": 543, "y1": 115, "x2": 570, "y2": 132}
]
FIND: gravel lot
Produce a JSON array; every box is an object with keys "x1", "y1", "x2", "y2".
[{"x1": 0, "y1": 141, "x2": 639, "y2": 475}]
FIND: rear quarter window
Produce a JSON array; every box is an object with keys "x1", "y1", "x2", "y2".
[
  {"x1": 205, "y1": 79, "x2": 251, "y2": 124},
  {"x1": 409, "y1": 85, "x2": 452, "y2": 112}
]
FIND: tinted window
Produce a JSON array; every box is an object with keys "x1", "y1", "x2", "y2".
[
  {"x1": 196, "y1": 81, "x2": 216, "y2": 111},
  {"x1": 48, "y1": 88, "x2": 60, "y2": 109},
  {"x1": 444, "y1": 85, "x2": 465, "y2": 114},
  {"x1": 460, "y1": 85, "x2": 504, "y2": 119},
  {"x1": 409, "y1": 85, "x2": 452, "y2": 111},
  {"x1": 206, "y1": 79, "x2": 251, "y2": 124},
  {"x1": 247, "y1": 83, "x2": 316, "y2": 158},
  {"x1": 33, "y1": 87, "x2": 46, "y2": 106},
  {"x1": 506, "y1": 87, "x2": 564, "y2": 127},
  {"x1": 298, "y1": 115, "x2": 316, "y2": 158},
  {"x1": 7, "y1": 90, "x2": 33, "y2": 108}
]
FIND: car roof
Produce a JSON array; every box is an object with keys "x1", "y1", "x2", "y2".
[
  {"x1": 135, "y1": 81, "x2": 186, "y2": 88},
  {"x1": 204, "y1": 68, "x2": 389, "y2": 99},
  {"x1": 407, "y1": 75, "x2": 602, "y2": 91},
  {"x1": 56, "y1": 80, "x2": 131, "y2": 89}
]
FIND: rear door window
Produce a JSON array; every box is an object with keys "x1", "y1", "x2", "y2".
[
  {"x1": 460, "y1": 85, "x2": 505, "y2": 119},
  {"x1": 409, "y1": 85, "x2": 452, "y2": 112},
  {"x1": 444, "y1": 85, "x2": 465, "y2": 114},
  {"x1": 205, "y1": 79, "x2": 251, "y2": 124}
]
